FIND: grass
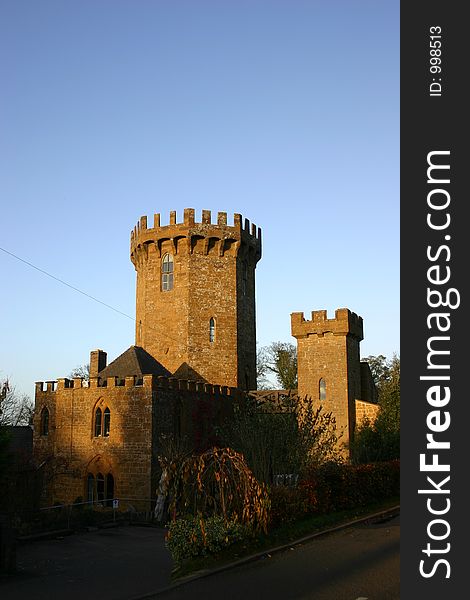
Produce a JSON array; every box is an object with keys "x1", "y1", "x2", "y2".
[{"x1": 171, "y1": 496, "x2": 400, "y2": 580}]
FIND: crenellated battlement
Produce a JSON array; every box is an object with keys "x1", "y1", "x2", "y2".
[
  {"x1": 130, "y1": 207, "x2": 260, "y2": 390},
  {"x1": 130, "y1": 208, "x2": 261, "y2": 265},
  {"x1": 35, "y1": 375, "x2": 242, "y2": 398},
  {"x1": 291, "y1": 308, "x2": 363, "y2": 341}
]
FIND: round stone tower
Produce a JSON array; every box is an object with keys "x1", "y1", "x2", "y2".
[{"x1": 130, "y1": 208, "x2": 262, "y2": 390}]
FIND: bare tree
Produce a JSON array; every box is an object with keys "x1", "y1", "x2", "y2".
[
  {"x1": 0, "y1": 379, "x2": 34, "y2": 426},
  {"x1": 69, "y1": 363, "x2": 90, "y2": 381}
]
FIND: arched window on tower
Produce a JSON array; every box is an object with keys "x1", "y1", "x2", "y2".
[
  {"x1": 40, "y1": 407, "x2": 49, "y2": 436},
  {"x1": 319, "y1": 378, "x2": 327, "y2": 401},
  {"x1": 209, "y1": 317, "x2": 216, "y2": 343},
  {"x1": 162, "y1": 253, "x2": 174, "y2": 291}
]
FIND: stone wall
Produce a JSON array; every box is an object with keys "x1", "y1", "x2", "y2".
[
  {"x1": 33, "y1": 375, "x2": 239, "y2": 510},
  {"x1": 355, "y1": 399, "x2": 380, "y2": 426},
  {"x1": 33, "y1": 377, "x2": 154, "y2": 509}
]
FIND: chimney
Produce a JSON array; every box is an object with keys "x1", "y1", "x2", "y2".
[{"x1": 90, "y1": 349, "x2": 107, "y2": 377}]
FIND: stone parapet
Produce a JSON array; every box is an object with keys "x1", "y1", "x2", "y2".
[
  {"x1": 291, "y1": 308, "x2": 363, "y2": 341},
  {"x1": 130, "y1": 208, "x2": 261, "y2": 264},
  {"x1": 34, "y1": 375, "x2": 242, "y2": 397}
]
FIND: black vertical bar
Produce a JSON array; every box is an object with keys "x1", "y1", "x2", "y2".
[{"x1": 401, "y1": 1, "x2": 468, "y2": 596}]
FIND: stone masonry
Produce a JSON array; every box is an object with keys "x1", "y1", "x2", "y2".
[
  {"x1": 33, "y1": 373, "x2": 238, "y2": 508},
  {"x1": 291, "y1": 308, "x2": 377, "y2": 451},
  {"x1": 130, "y1": 209, "x2": 261, "y2": 390},
  {"x1": 33, "y1": 209, "x2": 378, "y2": 509}
]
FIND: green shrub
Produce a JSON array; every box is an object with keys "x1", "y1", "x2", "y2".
[
  {"x1": 166, "y1": 515, "x2": 251, "y2": 565},
  {"x1": 352, "y1": 422, "x2": 400, "y2": 464}
]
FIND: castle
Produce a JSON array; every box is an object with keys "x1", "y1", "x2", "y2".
[{"x1": 33, "y1": 210, "x2": 378, "y2": 509}]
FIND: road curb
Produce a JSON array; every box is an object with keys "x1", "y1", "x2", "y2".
[
  {"x1": 17, "y1": 528, "x2": 74, "y2": 543},
  {"x1": 131, "y1": 504, "x2": 400, "y2": 599}
]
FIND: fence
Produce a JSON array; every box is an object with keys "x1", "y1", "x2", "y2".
[
  {"x1": 272, "y1": 473, "x2": 299, "y2": 487},
  {"x1": 10, "y1": 497, "x2": 160, "y2": 538}
]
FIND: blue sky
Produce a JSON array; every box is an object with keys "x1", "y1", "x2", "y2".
[{"x1": 0, "y1": 0, "x2": 399, "y2": 397}]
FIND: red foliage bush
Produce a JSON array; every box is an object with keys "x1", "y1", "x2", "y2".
[
  {"x1": 268, "y1": 460, "x2": 400, "y2": 527},
  {"x1": 268, "y1": 485, "x2": 310, "y2": 529}
]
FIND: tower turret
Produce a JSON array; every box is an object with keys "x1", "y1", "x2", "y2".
[
  {"x1": 291, "y1": 308, "x2": 364, "y2": 451},
  {"x1": 130, "y1": 208, "x2": 261, "y2": 389}
]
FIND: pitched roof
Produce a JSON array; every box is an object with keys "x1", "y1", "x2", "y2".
[{"x1": 98, "y1": 346, "x2": 171, "y2": 380}]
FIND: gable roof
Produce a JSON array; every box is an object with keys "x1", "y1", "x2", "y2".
[{"x1": 98, "y1": 346, "x2": 171, "y2": 380}]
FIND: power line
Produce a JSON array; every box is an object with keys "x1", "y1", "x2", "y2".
[
  {"x1": 0, "y1": 245, "x2": 134, "y2": 321},
  {"x1": 0, "y1": 245, "x2": 182, "y2": 346}
]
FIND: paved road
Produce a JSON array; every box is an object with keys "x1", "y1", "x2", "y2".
[
  {"x1": 1, "y1": 525, "x2": 173, "y2": 600},
  {"x1": 1, "y1": 515, "x2": 399, "y2": 600},
  {"x1": 150, "y1": 514, "x2": 400, "y2": 600}
]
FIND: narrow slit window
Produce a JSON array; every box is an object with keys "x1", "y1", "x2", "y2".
[
  {"x1": 162, "y1": 253, "x2": 174, "y2": 291},
  {"x1": 319, "y1": 378, "x2": 326, "y2": 401},
  {"x1": 209, "y1": 318, "x2": 215, "y2": 343},
  {"x1": 40, "y1": 407, "x2": 49, "y2": 436}
]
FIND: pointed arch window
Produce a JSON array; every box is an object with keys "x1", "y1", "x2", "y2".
[
  {"x1": 40, "y1": 407, "x2": 49, "y2": 436},
  {"x1": 319, "y1": 378, "x2": 327, "y2": 401},
  {"x1": 96, "y1": 472, "x2": 105, "y2": 503},
  {"x1": 94, "y1": 408, "x2": 102, "y2": 437},
  {"x1": 106, "y1": 474, "x2": 114, "y2": 507},
  {"x1": 86, "y1": 472, "x2": 115, "y2": 506},
  {"x1": 209, "y1": 317, "x2": 216, "y2": 343},
  {"x1": 94, "y1": 405, "x2": 111, "y2": 437},
  {"x1": 87, "y1": 474, "x2": 95, "y2": 503},
  {"x1": 103, "y1": 408, "x2": 111, "y2": 437},
  {"x1": 162, "y1": 253, "x2": 174, "y2": 291}
]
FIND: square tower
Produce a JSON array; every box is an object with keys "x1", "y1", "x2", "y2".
[{"x1": 291, "y1": 308, "x2": 364, "y2": 452}]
